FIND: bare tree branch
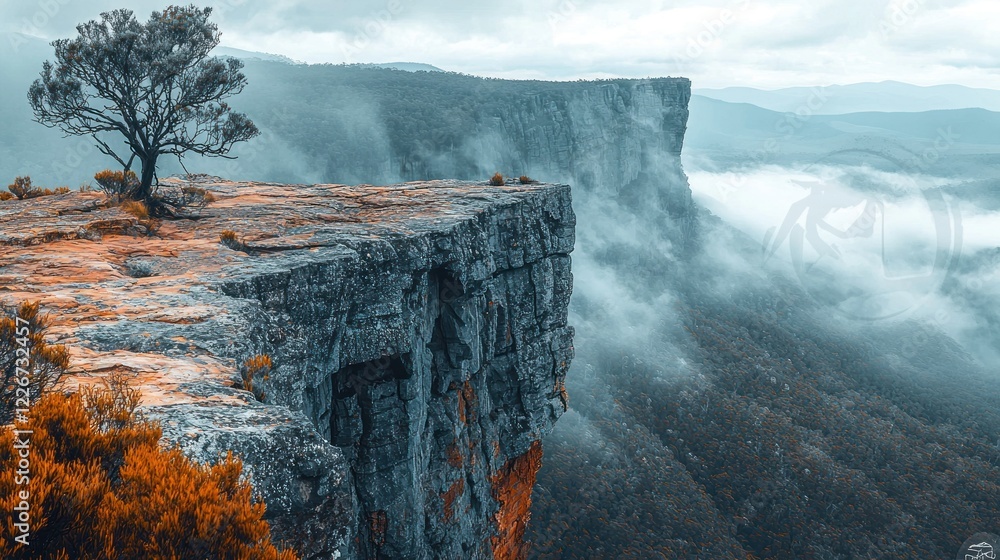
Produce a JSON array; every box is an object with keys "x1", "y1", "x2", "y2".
[{"x1": 28, "y1": 6, "x2": 259, "y2": 207}]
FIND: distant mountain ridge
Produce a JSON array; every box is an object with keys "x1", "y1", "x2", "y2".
[
  {"x1": 211, "y1": 47, "x2": 443, "y2": 72},
  {"x1": 684, "y1": 94, "x2": 1000, "y2": 176},
  {"x1": 212, "y1": 46, "x2": 304, "y2": 65},
  {"x1": 696, "y1": 80, "x2": 1000, "y2": 114}
]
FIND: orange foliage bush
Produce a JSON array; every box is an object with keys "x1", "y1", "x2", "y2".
[
  {"x1": 119, "y1": 200, "x2": 149, "y2": 220},
  {"x1": 489, "y1": 172, "x2": 505, "y2": 186},
  {"x1": 239, "y1": 354, "x2": 272, "y2": 402},
  {"x1": 519, "y1": 175, "x2": 534, "y2": 184},
  {"x1": 7, "y1": 176, "x2": 36, "y2": 200},
  {"x1": 6, "y1": 177, "x2": 70, "y2": 200},
  {"x1": 220, "y1": 229, "x2": 249, "y2": 252},
  {"x1": 1, "y1": 302, "x2": 69, "y2": 424},
  {"x1": 93, "y1": 169, "x2": 139, "y2": 199},
  {"x1": 0, "y1": 373, "x2": 297, "y2": 559}
]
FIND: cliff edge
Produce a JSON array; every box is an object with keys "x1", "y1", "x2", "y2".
[{"x1": 0, "y1": 176, "x2": 575, "y2": 559}]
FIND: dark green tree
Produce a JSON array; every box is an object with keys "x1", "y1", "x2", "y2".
[{"x1": 28, "y1": 5, "x2": 259, "y2": 208}]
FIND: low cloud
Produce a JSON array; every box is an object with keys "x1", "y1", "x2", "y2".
[{"x1": 3, "y1": 0, "x2": 999, "y2": 88}]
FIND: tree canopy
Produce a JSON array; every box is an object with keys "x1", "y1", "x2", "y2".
[{"x1": 28, "y1": 5, "x2": 258, "y2": 206}]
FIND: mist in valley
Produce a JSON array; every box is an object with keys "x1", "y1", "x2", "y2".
[
  {"x1": 519, "y1": 88, "x2": 1000, "y2": 553},
  {"x1": 4, "y1": 15, "x2": 1000, "y2": 556}
]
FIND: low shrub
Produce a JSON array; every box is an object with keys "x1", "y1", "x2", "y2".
[
  {"x1": 519, "y1": 175, "x2": 534, "y2": 184},
  {"x1": 0, "y1": 301, "x2": 70, "y2": 424},
  {"x1": 0, "y1": 371, "x2": 298, "y2": 559},
  {"x1": 220, "y1": 230, "x2": 248, "y2": 252},
  {"x1": 239, "y1": 354, "x2": 272, "y2": 402},
  {"x1": 94, "y1": 170, "x2": 216, "y2": 217},
  {"x1": 119, "y1": 200, "x2": 150, "y2": 220},
  {"x1": 94, "y1": 169, "x2": 140, "y2": 200},
  {"x1": 489, "y1": 172, "x2": 505, "y2": 186},
  {"x1": 7, "y1": 176, "x2": 35, "y2": 200},
  {"x1": 6, "y1": 177, "x2": 70, "y2": 200}
]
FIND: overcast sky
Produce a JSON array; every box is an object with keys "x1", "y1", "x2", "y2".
[{"x1": 2, "y1": 0, "x2": 999, "y2": 89}]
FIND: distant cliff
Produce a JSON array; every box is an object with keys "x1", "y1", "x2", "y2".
[
  {"x1": 2, "y1": 57, "x2": 695, "y2": 247},
  {"x1": 0, "y1": 177, "x2": 575, "y2": 559},
  {"x1": 219, "y1": 68, "x2": 697, "y2": 250}
]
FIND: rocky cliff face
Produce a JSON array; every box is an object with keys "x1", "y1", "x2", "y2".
[
  {"x1": 218, "y1": 71, "x2": 696, "y2": 249},
  {"x1": 465, "y1": 78, "x2": 695, "y2": 250},
  {"x1": 0, "y1": 176, "x2": 575, "y2": 559}
]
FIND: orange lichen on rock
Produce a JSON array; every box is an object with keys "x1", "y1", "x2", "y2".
[
  {"x1": 457, "y1": 380, "x2": 477, "y2": 425},
  {"x1": 555, "y1": 377, "x2": 569, "y2": 411},
  {"x1": 441, "y1": 478, "x2": 466, "y2": 523},
  {"x1": 368, "y1": 510, "x2": 388, "y2": 547},
  {"x1": 0, "y1": 175, "x2": 559, "y2": 413},
  {"x1": 446, "y1": 440, "x2": 464, "y2": 468},
  {"x1": 490, "y1": 440, "x2": 543, "y2": 560}
]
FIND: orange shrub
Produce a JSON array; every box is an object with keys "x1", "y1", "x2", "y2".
[
  {"x1": 220, "y1": 230, "x2": 249, "y2": 252},
  {"x1": 93, "y1": 169, "x2": 139, "y2": 199},
  {"x1": 7, "y1": 176, "x2": 37, "y2": 200},
  {"x1": 0, "y1": 373, "x2": 297, "y2": 559},
  {"x1": 119, "y1": 200, "x2": 150, "y2": 220},
  {"x1": 6, "y1": 177, "x2": 70, "y2": 200},
  {"x1": 489, "y1": 172, "x2": 505, "y2": 186},
  {"x1": 240, "y1": 354, "x2": 272, "y2": 402},
  {"x1": 1, "y1": 302, "x2": 69, "y2": 424},
  {"x1": 519, "y1": 175, "x2": 534, "y2": 184}
]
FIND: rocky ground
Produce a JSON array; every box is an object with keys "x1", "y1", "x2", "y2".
[{"x1": 0, "y1": 175, "x2": 576, "y2": 559}]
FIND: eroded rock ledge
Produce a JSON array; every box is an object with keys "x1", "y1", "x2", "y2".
[{"x1": 0, "y1": 176, "x2": 575, "y2": 559}]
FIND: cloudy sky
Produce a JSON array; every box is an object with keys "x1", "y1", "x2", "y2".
[{"x1": 2, "y1": 0, "x2": 999, "y2": 89}]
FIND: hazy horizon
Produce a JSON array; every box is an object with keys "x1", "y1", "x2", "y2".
[{"x1": 4, "y1": 1, "x2": 1000, "y2": 89}]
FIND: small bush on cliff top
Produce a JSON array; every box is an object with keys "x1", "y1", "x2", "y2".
[
  {"x1": 6, "y1": 176, "x2": 70, "y2": 200},
  {"x1": 119, "y1": 200, "x2": 150, "y2": 221},
  {"x1": 1, "y1": 301, "x2": 69, "y2": 424},
  {"x1": 221, "y1": 229, "x2": 251, "y2": 253},
  {"x1": 0, "y1": 371, "x2": 298, "y2": 560},
  {"x1": 94, "y1": 169, "x2": 140, "y2": 200},
  {"x1": 489, "y1": 172, "x2": 505, "y2": 186},
  {"x1": 95, "y1": 169, "x2": 216, "y2": 217},
  {"x1": 238, "y1": 354, "x2": 272, "y2": 402}
]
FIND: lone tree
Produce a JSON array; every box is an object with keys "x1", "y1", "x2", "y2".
[{"x1": 28, "y1": 5, "x2": 259, "y2": 209}]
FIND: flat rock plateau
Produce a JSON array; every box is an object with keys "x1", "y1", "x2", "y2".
[{"x1": 0, "y1": 175, "x2": 576, "y2": 560}]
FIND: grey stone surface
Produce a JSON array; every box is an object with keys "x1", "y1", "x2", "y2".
[{"x1": 0, "y1": 177, "x2": 575, "y2": 559}]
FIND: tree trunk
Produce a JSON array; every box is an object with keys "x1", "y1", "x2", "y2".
[{"x1": 135, "y1": 154, "x2": 157, "y2": 202}]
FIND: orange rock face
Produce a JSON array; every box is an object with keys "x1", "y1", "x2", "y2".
[{"x1": 491, "y1": 440, "x2": 544, "y2": 560}]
